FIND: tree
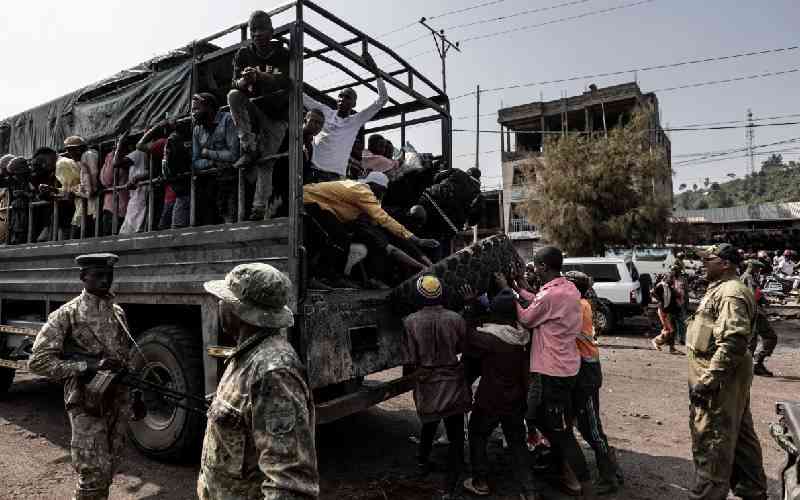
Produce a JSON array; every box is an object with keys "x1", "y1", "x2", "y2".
[
  {"x1": 704, "y1": 177, "x2": 710, "y2": 188},
  {"x1": 692, "y1": 183, "x2": 698, "y2": 191},
  {"x1": 678, "y1": 183, "x2": 687, "y2": 190},
  {"x1": 521, "y1": 107, "x2": 671, "y2": 256}
]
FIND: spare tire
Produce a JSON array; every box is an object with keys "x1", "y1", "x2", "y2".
[
  {"x1": 128, "y1": 325, "x2": 206, "y2": 463},
  {"x1": 392, "y1": 234, "x2": 525, "y2": 316}
]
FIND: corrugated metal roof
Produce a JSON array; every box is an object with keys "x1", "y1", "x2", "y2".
[{"x1": 672, "y1": 202, "x2": 800, "y2": 224}]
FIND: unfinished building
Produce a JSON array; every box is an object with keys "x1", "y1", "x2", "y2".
[{"x1": 497, "y1": 82, "x2": 673, "y2": 260}]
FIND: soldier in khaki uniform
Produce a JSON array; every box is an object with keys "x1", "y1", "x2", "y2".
[
  {"x1": 740, "y1": 259, "x2": 778, "y2": 377},
  {"x1": 686, "y1": 244, "x2": 767, "y2": 500},
  {"x1": 29, "y1": 253, "x2": 133, "y2": 500},
  {"x1": 199, "y1": 263, "x2": 319, "y2": 500}
]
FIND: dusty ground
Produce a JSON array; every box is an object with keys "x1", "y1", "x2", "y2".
[{"x1": 0, "y1": 317, "x2": 797, "y2": 499}]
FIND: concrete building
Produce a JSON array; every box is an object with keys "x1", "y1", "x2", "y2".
[{"x1": 496, "y1": 82, "x2": 672, "y2": 261}]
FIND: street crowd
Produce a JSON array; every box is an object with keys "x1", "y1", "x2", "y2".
[
  {"x1": 9, "y1": 7, "x2": 779, "y2": 500},
  {"x1": 25, "y1": 240, "x2": 772, "y2": 500}
]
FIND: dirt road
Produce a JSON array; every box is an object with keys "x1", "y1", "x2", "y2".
[{"x1": 0, "y1": 319, "x2": 796, "y2": 499}]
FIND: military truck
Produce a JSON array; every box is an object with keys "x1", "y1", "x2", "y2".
[{"x1": 0, "y1": 1, "x2": 521, "y2": 461}]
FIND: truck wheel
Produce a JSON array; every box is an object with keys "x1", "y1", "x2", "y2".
[
  {"x1": 127, "y1": 325, "x2": 205, "y2": 463},
  {"x1": 391, "y1": 234, "x2": 525, "y2": 316},
  {"x1": 0, "y1": 367, "x2": 15, "y2": 398},
  {"x1": 593, "y1": 302, "x2": 614, "y2": 336}
]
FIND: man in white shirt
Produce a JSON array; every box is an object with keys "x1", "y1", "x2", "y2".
[
  {"x1": 777, "y1": 250, "x2": 796, "y2": 276},
  {"x1": 303, "y1": 53, "x2": 388, "y2": 182}
]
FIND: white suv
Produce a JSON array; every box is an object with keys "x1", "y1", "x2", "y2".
[{"x1": 562, "y1": 256, "x2": 646, "y2": 333}]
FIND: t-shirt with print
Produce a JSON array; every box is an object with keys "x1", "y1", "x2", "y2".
[{"x1": 232, "y1": 40, "x2": 291, "y2": 119}]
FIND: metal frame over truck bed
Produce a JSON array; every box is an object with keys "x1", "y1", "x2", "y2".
[{"x1": 0, "y1": 0, "x2": 451, "y2": 460}]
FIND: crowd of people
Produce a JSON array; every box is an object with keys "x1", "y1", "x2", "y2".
[
  {"x1": 0, "y1": 9, "x2": 484, "y2": 292},
  {"x1": 403, "y1": 246, "x2": 623, "y2": 499}
]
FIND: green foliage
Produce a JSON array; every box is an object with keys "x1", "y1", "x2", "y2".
[
  {"x1": 521, "y1": 107, "x2": 672, "y2": 256},
  {"x1": 674, "y1": 157, "x2": 800, "y2": 210}
]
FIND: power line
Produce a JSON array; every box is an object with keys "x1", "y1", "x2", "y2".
[
  {"x1": 395, "y1": 0, "x2": 596, "y2": 49},
  {"x1": 373, "y1": 0, "x2": 512, "y2": 39},
  {"x1": 654, "y1": 68, "x2": 800, "y2": 93},
  {"x1": 669, "y1": 112, "x2": 800, "y2": 130},
  {"x1": 460, "y1": 0, "x2": 657, "y2": 43},
  {"x1": 450, "y1": 44, "x2": 800, "y2": 100},
  {"x1": 674, "y1": 137, "x2": 800, "y2": 166},
  {"x1": 451, "y1": 121, "x2": 800, "y2": 135}
]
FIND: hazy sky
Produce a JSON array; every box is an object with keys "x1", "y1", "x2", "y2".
[{"x1": 1, "y1": 0, "x2": 798, "y2": 192}]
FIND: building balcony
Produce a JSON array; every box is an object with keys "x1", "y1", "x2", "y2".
[{"x1": 510, "y1": 218, "x2": 536, "y2": 233}]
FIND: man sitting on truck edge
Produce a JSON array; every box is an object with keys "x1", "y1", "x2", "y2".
[
  {"x1": 303, "y1": 171, "x2": 438, "y2": 289},
  {"x1": 199, "y1": 263, "x2": 319, "y2": 500},
  {"x1": 302, "y1": 52, "x2": 388, "y2": 184},
  {"x1": 228, "y1": 10, "x2": 292, "y2": 221},
  {"x1": 402, "y1": 275, "x2": 472, "y2": 500},
  {"x1": 29, "y1": 253, "x2": 135, "y2": 500}
]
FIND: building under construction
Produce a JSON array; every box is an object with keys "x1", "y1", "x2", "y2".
[{"x1": 497, "y1": 82, "x2": 673, "y2": 260}]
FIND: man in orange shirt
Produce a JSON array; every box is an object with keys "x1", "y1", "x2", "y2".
[{"x1": 565, "y1": 271, "x2": 624, "y2": 495}]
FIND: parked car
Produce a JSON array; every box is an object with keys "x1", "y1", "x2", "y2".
[
  {"x1": 771, "y1": 401, "x2": 800, "y2": 500},
  {"x1": 562, "y1": 256, "x2": 646, "y2": 334},
  {"x1": 606, "y1": 246, "x2": 676, "y2": 279}
]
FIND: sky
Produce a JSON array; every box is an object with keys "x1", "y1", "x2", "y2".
[{"x1": 1, "y1": 0, "x2": 798, "y2": 194}]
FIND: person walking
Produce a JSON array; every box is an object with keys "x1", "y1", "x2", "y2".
[
  {"x1": 29, "y1": 253, "x2": 134, "y2": 500},
  {"x1": 740, "y1": 259, "x2": 778, "y2": 377},
  {"x1": 199, "y1": 263, "x2": 319, "y2": 499},
  {"x1": 687, "y1": 244, "x2": 767, "y2": 500},
  {"x1": 402, "y1": 275, "x2": 472, "y2": 500}
]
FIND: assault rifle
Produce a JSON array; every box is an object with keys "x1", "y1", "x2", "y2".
[{"x1": 64, "y1": 352, "x2": 209, "y2": 416}]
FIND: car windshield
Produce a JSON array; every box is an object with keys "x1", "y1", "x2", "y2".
[
  {"x1": 634, "y1": 248, "x2": 671, "y2": 261},
  {"x1": 564, "y1": 263, "x2": 621, "y2": 283}
]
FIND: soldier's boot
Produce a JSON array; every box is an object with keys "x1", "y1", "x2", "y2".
[
  {"x1": 753, "y1": 353, "x2": 774, "y2": 377},
  {"x1": 73, "y1": 487, "x2": 109, "y2": 500},
  {"x1": 595, "y1": 456, "x2": 619, "y2": 496},
  {"x1": 607, "y1": 447, "x2": 625, "y2": 485},
  {"x1": 580, "y1": 480, "x2": 599, "y2": 500}
]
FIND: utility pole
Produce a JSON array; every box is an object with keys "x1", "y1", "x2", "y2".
[
  {"x1": 475, "y1": 84, "x2": 480, "y2": 170},
  {"x1": 419, "y1": 17, "x2": 460, "y2": 95},
  {"x1": 746, "y1": 108, "x2": 755, "y2": 176}
]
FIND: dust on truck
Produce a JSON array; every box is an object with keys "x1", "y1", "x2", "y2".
[{"x1": 0, "y1": 1, "x2": 464, "y2": 460}]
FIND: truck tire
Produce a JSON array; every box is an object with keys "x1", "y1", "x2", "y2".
[
  {"x1": 0, "y1": 367, "x2": 15, "y2": 398},
  {"x1": 127, "y1": 325, "x2": 205, "y2": 463},
  {"x1": 593, "y1": 301, "x2": 614, "y2": 336},
  {"x1": 391, "y1": 234, "x2": 525, "y2": 316}
]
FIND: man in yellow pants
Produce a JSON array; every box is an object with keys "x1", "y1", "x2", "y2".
[{"x1": 686, "y1": 244, "x2": 767, "y2": 500}]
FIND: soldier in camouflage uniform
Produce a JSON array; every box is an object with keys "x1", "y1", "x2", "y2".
[
  {"x1": 199, "y1": 263, "x2": 319, "y2": 500},
  {"x1": 686, "y1": 244, "x2": 767, "y2": 500},
  {"x1": 740, "y1": 259, "x2": 778, "y2": 377},
  {"x1": 28, "y1": 253, "x2": 133, "y2": 500}
]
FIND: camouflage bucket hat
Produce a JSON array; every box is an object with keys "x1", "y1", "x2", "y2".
[
  {"x1": 698, "y1": 243, "x2": 742, "y2": 265},
  {"x1": 204, "y1": 263, "x2": 294, "y2": 328}
]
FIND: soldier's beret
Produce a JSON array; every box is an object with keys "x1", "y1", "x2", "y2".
[{"x1": 75, "y1": 253, "x2": 119, "y2": 269}]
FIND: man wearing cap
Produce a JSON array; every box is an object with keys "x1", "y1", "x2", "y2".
[
  {"x1": 687, "y1": 244, "x2": 767, "y2": 500},
  {"x1": 192, "y1": 92, "x2": 241, "y2": 225},
  {"x1": 302, "y1": 53, "x2": 388, "y2": 183},
  {"x1": 402, "y1": 275, "x2": 472, "y2": 500},
  {"x1": 460, "y1": 274, "x2": 539, "y2": 500},
  {"x1": 228, "y1": 10, "x2": 292, "y2": 221},
  {"x1": 64, "y1": 136, "x2": 100, "y2": 238},
  {"x1": 739, "y1": 259, "x2": 778, "y2": 377},
  {"x1": 199, "y1": 263, "x2": 318, "y2": 500},
  {"x1": 29, "y1": 253, "x2": 133, "y2": 500},
  {"x1": 303, "y1": 172, "x2": 438, "y2": 288}
]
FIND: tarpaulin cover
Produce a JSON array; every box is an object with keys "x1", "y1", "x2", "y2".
[{"x1": 0, "y1": 59, "x2": 193, "y2": 158}]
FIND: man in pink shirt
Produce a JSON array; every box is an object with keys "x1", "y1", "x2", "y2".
[{"x1": 516, "y1": 246, "x2": 595, "y2": 499}]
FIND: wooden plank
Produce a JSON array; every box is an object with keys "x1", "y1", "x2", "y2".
[
  {"x1": 0, "y1": 325, "x2": 38, "y2": 337},
  {"x1": 0, "y1": 359, "x2": 28, "y2": 371},
  {"x1": 315, "y1": 374, "x2": 416, "y2": 425}
]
